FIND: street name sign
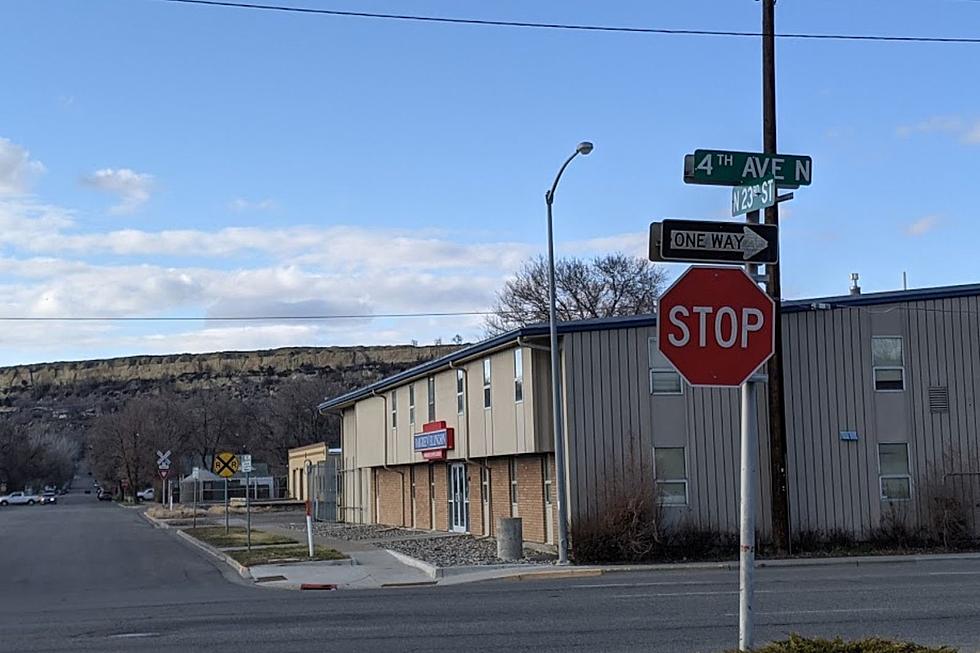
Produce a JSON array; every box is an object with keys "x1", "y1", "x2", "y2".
[
  {"x1": 649, "y1": 219, "x2": 778, "y2": 266},
  {"x1": 240, "y1": 454, "x2": 253, "y2": 474},
  {"x1": 684, "y1": 149, "x2": 812, "y2": 188},
  {"x1": 657, "y1": 266, "x2": 775, "y2": 387},
  {"x1": 212, "y1": 452, "x2": 240, "y2": 478},
  {"x1": 732, "y1": 176, "x2": 776, "y2": 217}
]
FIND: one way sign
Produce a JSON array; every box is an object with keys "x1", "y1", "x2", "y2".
[{"x1": 649, "y1": 219, "x2": 778, "y2": 266}]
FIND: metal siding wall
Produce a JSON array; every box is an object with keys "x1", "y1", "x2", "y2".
[{"x1": 779, "y1": 295, "x2": 980, "y2": 538}]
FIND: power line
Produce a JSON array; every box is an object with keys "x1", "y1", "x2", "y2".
[
  {"x1": 0, "y1": 310, "x2": 503, "y2": 322},
  {"x1": 155, "y1": 0, "x2": 980, "y2": 44}
]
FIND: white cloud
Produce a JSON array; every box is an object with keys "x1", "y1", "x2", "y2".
[
  {"x1": 906, "y1": 215, "x2": 940, "y2": 237},
  {"x1": 898, "y1": 116, "x2": 980, "y2": 145},
  {"x1": 562, "y1": 232, "x2": 647, "y2": 258},
  {"x1": 82, "y1": 168, "x2": 153, "y2": 213},
  {"x1": 965, "y1": 123, "x2": 980, "y2": 145},
  {"x1": 0, "y1": 138, "x2": 45, "y2": 195},
  {"x1": 229, "y1": 198, "x2": 277, "y2": 212}
]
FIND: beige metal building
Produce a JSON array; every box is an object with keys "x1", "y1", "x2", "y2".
[
  {"x1": 287, "y1": 442, "x2": 329, "y2": 502},
  {"x1": 318, "y1": 282, "x2": 980, "y2": 545}
]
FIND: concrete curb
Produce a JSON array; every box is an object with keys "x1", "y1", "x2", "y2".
[
  {"x1": 175, "y1": 529, "x2": 253, "y2": 581},
  {"x1": 385, "y1": 549, "x2": 440, "y2": 579},
  {"x1": 140, "y1": 512, "x2": 171, "y2": 530},
  {"x1": 384, "y1": 549, "x2": 565, "y2": 581},
  {"x1": 556, "y1": 550, "x2": 980, "y2": 576}
]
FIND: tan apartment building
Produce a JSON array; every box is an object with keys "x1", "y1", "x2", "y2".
[
  {"x1": 319, "y1": 282, "x2": 980, "y2": 546},
  {"x1": 287, "y1": 442, "x2": 329, "y2": 502}
]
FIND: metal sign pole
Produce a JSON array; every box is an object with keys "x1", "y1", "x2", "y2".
[
  {"x1": 224, "y1": 478, "x2": 230, "y2": 534},
  {"x1": 739, "y1": 376, "x2": 761, "y2": 651},
  {"x1": 192, "y1": 476, "x2": 198, "y2": 530},
  {"x1": 305, "y1": 460, "x2": 314, "y2": 558},
  {"x1": 246, "y1": 469, "x2": 251, "y2": 551}
]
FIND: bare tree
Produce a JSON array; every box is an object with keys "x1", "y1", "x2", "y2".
[
  {"x1": 0, "y1": 420, "x2": 79, "y2": 491},
  {"x1": 485, "y1": 253, "x2": 668, "y2": 335}
]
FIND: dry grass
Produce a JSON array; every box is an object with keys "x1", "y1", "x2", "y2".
[
  {"x1": 205, "y1": 504, "x2": 278, "y2": 516},
  {"x1": 182, "y1": 526, "x2": 296, "y2": 548},
  {"x1": 728, "y1": 634, "x2": 956, "y2": 652},
  {"x1": 146, "y1": 504, "x2": 207, "y2": 519},
  {"x1": 227, "y1": 545, "x2": 347, "y2": 567}
]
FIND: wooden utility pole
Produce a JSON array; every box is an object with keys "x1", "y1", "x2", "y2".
[{"x1": 762, "y1": 0, "x2": 791, "y2": 554}]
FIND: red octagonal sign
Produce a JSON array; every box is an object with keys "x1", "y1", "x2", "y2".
[{"x1": 658, "y1": 266, "x2": 775, "y2": 387}]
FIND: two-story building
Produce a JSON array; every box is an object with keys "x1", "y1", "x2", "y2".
[{"x1": 318, "y1": 282, "x2": 980, "y2": 546}]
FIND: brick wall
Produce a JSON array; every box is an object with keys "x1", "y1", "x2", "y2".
[
  {"x1": 411, "y1": 464, "x2": 432, "y2": 530},
  {"x1": 547, "y1": 454, "x2": 558, "y2": 545},
  {"x1": 434, "y1": 463, "x2": 448, "y2": 531},
  {"x1": 375, "y1": 467, "x2": 408, "y2": 527},
  {"x1": 516, "y1": 455, "x2": 546, "y2": 543},
  {"x1": 468, "y1": 464, "x2": 484, "y2": 536},
  {"x1": 488, "y1": 458, "x2": 512, "y2": 537}
]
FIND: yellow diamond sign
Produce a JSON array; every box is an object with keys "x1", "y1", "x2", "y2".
[{"x1": 212, "y1": 451, "x2": 240, "y2": 478}]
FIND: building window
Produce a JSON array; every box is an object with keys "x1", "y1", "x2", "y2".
[
  {"x1": 872, "y1": 336, "x2": 905, "y2": 392},
  {"x1": 483, "y1": 358, "x2": 492, "y2": 409},
  {"x1": 654, "y1": 447, "x2": 688, "y2": 505},
  {"x1": 427, "y1": 376, "x2": 436, "y2": 422},
  {"x1": 509, "y1": 458, "x2": 518, "y2": 509},
  {"x1": 390, "y1": 388, "x2": 397, "y2": 430},
  {"x1": 514, "y1": 349, "x2": 524, "y2": 403},
  {"x1": 456, "y1": 369, "x2": 465, "y2": 415},
  {"x1": 408, "y1": 383, "x2": 416, "y2": 427},
  {"x1": 879, "y1": 442, "x2": 911, "y2": 500},
  {"x1": 651, "y1": 369, "x2": 683, "y2": 395},
  {"x1": 543, "y1": 457, "x2": 552, "y2": 505}
]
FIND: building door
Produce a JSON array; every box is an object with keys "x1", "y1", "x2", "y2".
[{"x1": 449, "y1": 463, "x2": 469, "y2": 533}]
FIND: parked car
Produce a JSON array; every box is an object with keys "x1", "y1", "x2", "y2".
[
  {"x1": 136, "y1": 488, "x2": 155, "y2": 502},
  {"x1": 0, "y1": 491, "x2": 38, "y2": 506},
  {"x1": 40, "y1": 491, "x2": 57, "y2": 505}
]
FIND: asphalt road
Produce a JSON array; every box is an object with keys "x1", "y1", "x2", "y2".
[{"x1": 3, "y1": 492, "x2": 980, "y2": 652}]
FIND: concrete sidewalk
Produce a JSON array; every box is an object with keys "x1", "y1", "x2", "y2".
[
  {"x1": 149, "y1": 509, "x2": 980, "y2": 590},
  {"x1": 237, "y1": 517, "x2": 438, "y2": 589}
]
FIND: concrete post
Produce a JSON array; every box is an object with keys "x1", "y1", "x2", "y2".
[{"x1": 496, "y1": 517, "x2": 524, "y2": 561}]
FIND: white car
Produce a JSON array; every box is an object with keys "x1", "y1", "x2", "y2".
[
  {"x1": 0, "y1": 491, "x2": 38, "y2": 506},
  {"x1": 136, "y1": 488, "x2": 154, "y2": 501}
]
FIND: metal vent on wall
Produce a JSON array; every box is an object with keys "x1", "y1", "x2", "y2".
[{"x1": 929, "y1": 386, "x2": 950, "y2": 414}]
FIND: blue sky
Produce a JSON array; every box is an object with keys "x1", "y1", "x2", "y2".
[{"x1": 0, "y1": 0, "x2": 977, "y2": 365}]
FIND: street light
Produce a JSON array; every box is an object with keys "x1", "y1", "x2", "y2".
[{"x1": 544, "y1": 141, "x2": 592, "y2": 565}]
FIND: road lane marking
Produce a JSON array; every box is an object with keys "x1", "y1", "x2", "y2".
[{"x1": 722, "y1": 607, "x2": 891, "y2": 617}]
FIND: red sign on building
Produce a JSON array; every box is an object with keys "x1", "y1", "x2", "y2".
[
  {"x1": 414, "y1": 421, "x2": 455, "y2": 461},
  {"x1": 657, "y1": 266, "x2": 775, "y2": 387}
]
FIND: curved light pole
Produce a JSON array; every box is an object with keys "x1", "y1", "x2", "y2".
[{"x1": 545, "y1": 141, "x2": 592, "y2": 565}]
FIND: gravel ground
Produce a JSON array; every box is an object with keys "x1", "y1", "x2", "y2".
[
  {"x1": 285, "y1": 522, "x2": 425, "y2": 541},
  {"x1": 386, "y1": 536, "x2": 554, "y2": 567}
]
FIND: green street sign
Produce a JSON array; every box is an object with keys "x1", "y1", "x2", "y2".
[
  {"x1": 685, "y1": 149, "x2": 812, "y2": 188},
  {"x1": 731, "y1": 175, "x2": 776, "y2": 217}
]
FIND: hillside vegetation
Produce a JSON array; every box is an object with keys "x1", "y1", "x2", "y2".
[{"x1": 0, "y1": 344, "x2": 456, "y2": 490}]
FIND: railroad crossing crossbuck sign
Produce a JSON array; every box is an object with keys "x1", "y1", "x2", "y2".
[
  {"x1": 213, "y1": 451, "x2": 240, "y2": 478},
  {"x1": 157, "y1": 449, "x2": 172, "y2": 480},
  {"x1": 657, "y1": 266, "x2": 775, "y2": 387}
]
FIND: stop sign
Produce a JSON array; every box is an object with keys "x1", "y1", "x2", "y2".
[{"x1": 658, "y1": 266, "x2": 775, "y2": 386}]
